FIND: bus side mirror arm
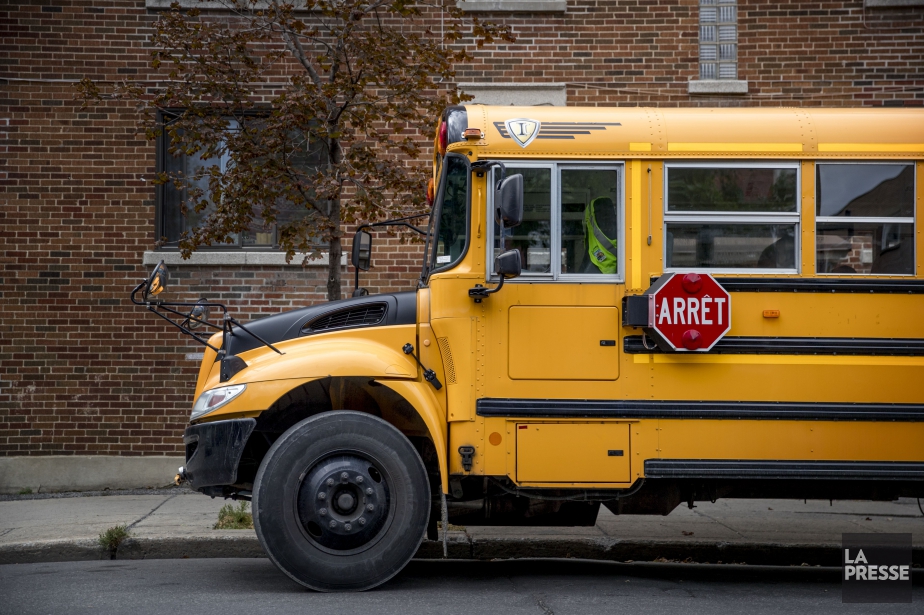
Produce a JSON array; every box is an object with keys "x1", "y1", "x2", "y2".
[{"x1": 469, "y1": 249, "x2": 521, "y2": 303}]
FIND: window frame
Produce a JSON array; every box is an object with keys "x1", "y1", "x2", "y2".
[
  {"x1": 815, "y1": 160, "x2": 916, "y2": 277},
  {"x1": 663, "y1": 160, "x2": 802, "y2": 275},
  {"x1": 486, "y1": 160, "x2": 626, "y2": 283}
]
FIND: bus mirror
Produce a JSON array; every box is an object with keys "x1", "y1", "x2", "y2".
[
  {"x1": 186, "y1": 298, "x2": 210, "y2": 330},
  {"x1": 351, "y1": 229, "x2": 372, "y2": 271},
  {"x1": 142, "y1": 260, "x2": 169, "y2": 301},
  {"x1": 495, "y1": 174, "x2": 524, "y2": 228},
  {"x1": 494, "y1": 249, "x2": 522, "y2": 279}
]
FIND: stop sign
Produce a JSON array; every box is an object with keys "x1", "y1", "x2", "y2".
[{"x1": 644, "y1": 273, "x2": 731, "y2": 352}]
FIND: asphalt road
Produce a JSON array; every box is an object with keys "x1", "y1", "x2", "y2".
[{"x1": 0, "y1": 559, "x2": 920, "y2": 615}]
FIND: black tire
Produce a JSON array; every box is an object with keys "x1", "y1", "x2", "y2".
[{"x1": 252, "y1": 411, "x2": 430, "y2": 592}]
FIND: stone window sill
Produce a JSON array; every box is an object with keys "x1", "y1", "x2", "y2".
[
  {"x1": 142, "y1": 251, "x2": 346, "y2": 266},
  {"x1": 146, "y1": 0, "x2": 313, "y2": 10},
  {"x1": 864, "y1": 0, "x2": 924, "y2": 7},
  {"x1": 458, "y1": 0, "x2": 567, "y2": 12},
  {"x1": 459, "y1": 82, "x2": 567, "y2": 106},
  {"x1": 688, "y1": 80, "x2": 749, "y2": 95}
]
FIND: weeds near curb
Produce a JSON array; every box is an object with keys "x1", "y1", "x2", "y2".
[
  {"x1": 99, "y1": 525, "x2": 130, "y2": 559},
  {"x1": 17, "y1": 488, "x2": 32, "y2": 495},
  {"x1": 214, "y1": 501, "x2": 253, "y2": 530}
]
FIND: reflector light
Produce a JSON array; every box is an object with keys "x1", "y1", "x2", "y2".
[
  {"x1": 681, "y1": 272, "x2": 703, "y2": 294},
  {"x1": 681, "y1": 329, "x2": 702, "y2": 350},
  {"x1": 426, "y1": 178, "x2": 435, "y2": 206},
  {"x1": 438, "y1": 122, "x2": 448, "y2": 155},
  {"x1": 463, "y1": 128, "x2": 483, "y2": 140}
]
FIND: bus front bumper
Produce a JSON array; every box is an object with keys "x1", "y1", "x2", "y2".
[{"x1": 182, "y1": 418, "x2": 256, "y2": 491}]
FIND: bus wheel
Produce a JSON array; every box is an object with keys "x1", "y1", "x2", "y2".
[{"x1": 252, "y1": 411, "x2": 430, "y2": 592}]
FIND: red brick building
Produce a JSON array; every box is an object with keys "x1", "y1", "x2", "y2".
[{"x1": 1, "y1": 0, "x2": 922, "y2": 490}]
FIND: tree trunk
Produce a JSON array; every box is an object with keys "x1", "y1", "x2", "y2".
[
  {"x1": 326, "y1": 210, "x2": 341, "y2": 302},
  {"x1": 326, "y1": 135, "x2": 342, "y2": 302}
]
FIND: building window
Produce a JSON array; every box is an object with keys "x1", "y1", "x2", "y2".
[
  {"x1": 664, "y1": 163, "x2": 800, "y2": 272},
  {"x1": 489, "y1": 163, "x2": 624, "y2": 280},
  {"x1": 157, "y1": 113, "x2": 320, "y2": 250},
  {"x1": 699, "y1": 0, "x2": 738, "y2": 80},
  {"x1": 816, "y1": 163, "x2": 915, "y2": 275}
]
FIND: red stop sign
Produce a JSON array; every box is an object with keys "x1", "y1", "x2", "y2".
[{"x1": 644, "y1": 273, "x2": 731, "y2": 352}]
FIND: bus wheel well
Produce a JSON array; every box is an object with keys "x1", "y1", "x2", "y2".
[{"x1": 234, "y1": 377, "x2": 439, "y2": 491}]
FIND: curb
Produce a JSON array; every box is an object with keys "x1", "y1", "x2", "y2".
[
  {"x1": 3, "y1": 534, "x2": 923, "y2": 567},
  {"x1": 0, "y1": 539, "x2": 103, "y2": 565}
]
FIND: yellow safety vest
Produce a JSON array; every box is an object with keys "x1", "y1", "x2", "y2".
[{"x1": 584, "y1": 197, "x2": 619, "y2": 274}]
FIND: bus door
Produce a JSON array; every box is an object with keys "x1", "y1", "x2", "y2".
[{"x1": 478, "y1": 162, "x2": 630, "y2": 485}]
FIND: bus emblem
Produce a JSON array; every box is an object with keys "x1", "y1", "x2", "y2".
[{"x1": 504, "y1": 118, "x2": 540, "y2": 148}]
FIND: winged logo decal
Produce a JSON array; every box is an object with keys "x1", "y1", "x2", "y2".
[
  {"x1": 504, "y1": 118, "x2": 541, "y2": 148},
  {"x1": 495, "y1": 120, "x2": 622, "y2": 147}
]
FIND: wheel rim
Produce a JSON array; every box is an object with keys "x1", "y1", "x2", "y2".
[{"x1": 295, "y1": 451, "x2": 392, "y2": 555}]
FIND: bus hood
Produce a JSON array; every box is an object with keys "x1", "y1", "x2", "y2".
[{"x1": 223, "y1": 291, "x2": 417, "y2": 357}]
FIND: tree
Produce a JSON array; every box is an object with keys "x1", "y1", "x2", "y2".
[{"x1": 78, "y1": 0, "x2": 510, "y2": 300}]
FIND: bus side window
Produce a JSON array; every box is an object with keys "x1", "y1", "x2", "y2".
[
  {"x1": 493, "y1": 167, "x2": 552, "y2": 274},
  {"x1": 560, "y1": 168, "x2": 620, "y2": 275},
  {"x1": 664, "y1": 164, "x2": 799, "y2": 271},
  {"x1": 816, "y1": 163, "x2": 915, "y2": 276}
]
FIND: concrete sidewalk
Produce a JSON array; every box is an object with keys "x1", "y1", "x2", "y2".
[{"x1": 1, "y1": 488, "x2": 922, "y2": 566}]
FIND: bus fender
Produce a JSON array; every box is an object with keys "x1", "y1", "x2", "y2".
[{"x1": 377, "y1": 379, "x2": 449, "y2": 495}]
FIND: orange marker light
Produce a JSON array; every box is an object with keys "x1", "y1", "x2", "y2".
[
  {"x1": 426, "y1": 178, "x2": 435, "y2": 206},
  {"x1": 763, "y1": 310, "x2": 780, "y2": 318}
]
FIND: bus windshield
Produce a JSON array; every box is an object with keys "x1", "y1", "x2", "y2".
[{"x1": 428, "y1": 155, "x2": 470, "y2": 274}]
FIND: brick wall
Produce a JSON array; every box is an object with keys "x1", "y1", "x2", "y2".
[
  {"x1": 459, "y1": 0, "x2": 923, "y2": 106},
  {"x1": 1, "y1": 0, "x2": 921, "y2": 458}
]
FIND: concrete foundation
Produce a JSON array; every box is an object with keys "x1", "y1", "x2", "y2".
[{"x1": 0, "y1": 456, "x2": 185, "y2": 494}]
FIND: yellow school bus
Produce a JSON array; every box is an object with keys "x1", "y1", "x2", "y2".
[{"x1": 137, "y1": 106, "x2": 924, "y2": 591}]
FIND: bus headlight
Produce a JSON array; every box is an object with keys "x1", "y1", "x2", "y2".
[{"x1": 191, "y1": 384, "x2": 247, "y2": 421}]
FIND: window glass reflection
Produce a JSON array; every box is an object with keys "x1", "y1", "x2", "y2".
[
  {"x1": 816, "y1": 222, "x2": 913, "y2": 275},
  {"x1": 817, "y1": 164, "x2": 913, "y2": 218},
  {"x1": 668, "y1": 167, "x2": 797, "y2": 213},
  {"x1": 666, "y1": 224, "x2": 797, "y2": 269}
]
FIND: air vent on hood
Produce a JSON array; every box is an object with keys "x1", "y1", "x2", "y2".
[{"x1": 302, "y1": 303, "x2": 387, "y2": 334}]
